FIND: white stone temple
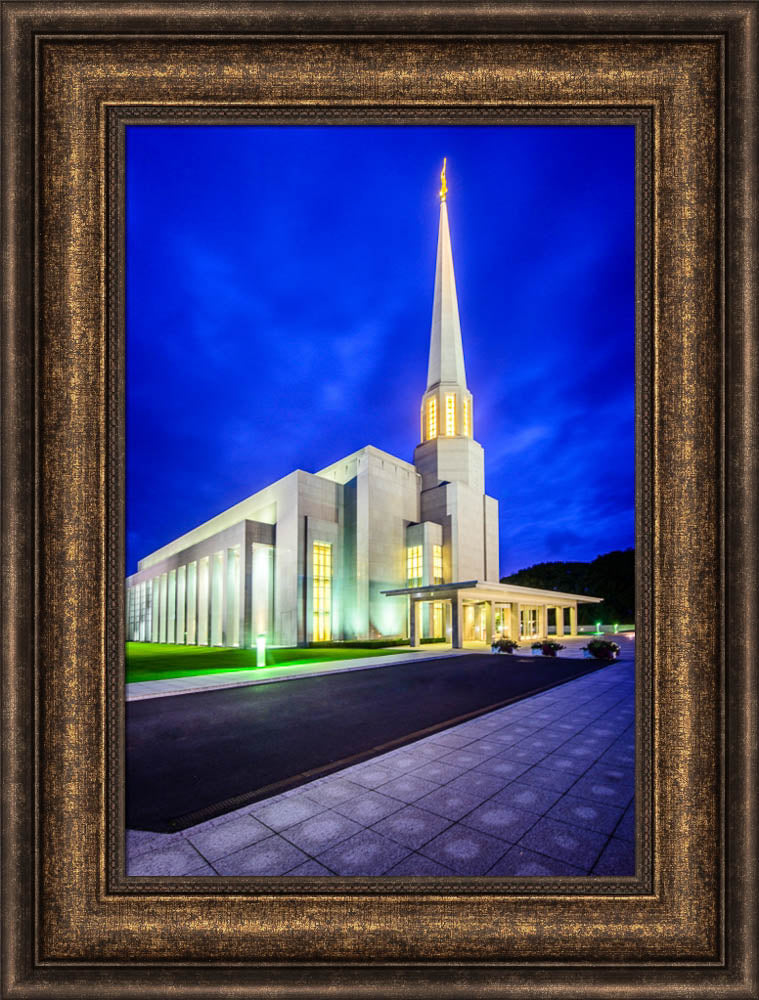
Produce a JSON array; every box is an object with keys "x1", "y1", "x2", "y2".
[{"x1": 126, "y1": 162, "x2": 602, "y2": 649}]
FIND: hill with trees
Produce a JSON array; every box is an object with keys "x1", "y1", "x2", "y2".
[{"x1": 500, "y1": 548, "x2": 634, "y2": 625}]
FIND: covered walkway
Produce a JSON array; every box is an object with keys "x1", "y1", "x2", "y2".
[{"x1": 382, "y1": 580, "x2": 603, "y2": 649}]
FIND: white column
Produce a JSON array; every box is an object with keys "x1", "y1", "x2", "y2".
[
  {"x1": 569, "y1": 605, "x2": 578, "y2": 637},
  {"x1": 556, "y1": 607, "x2": 565, "y2": 637},
  {"x1": 510, "y1": 603, "x2": 520, "y2": 640},
  {"x1": 409, "y1": 599, "x2": 421, "y2": 647},
  {"x1": 451, "y1": 594, "x2": 464, "y2": 649}
]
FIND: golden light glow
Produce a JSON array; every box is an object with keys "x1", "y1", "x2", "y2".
[
  {"x1": 440, "y1": 157, "x2": 448, "y2": 202},
  {"x1": 433, "y1": 544, "x2": 443, "y2": 585},
  {"x1": 463, "y1": 397, "x2": 471, "y2": 437},
  {"x1": 427, "y1": 396, "x2": 437, "y2": 440},
  {"x1": 407, "y1": 545, "x2": 423, "y2": 587},
  {"x1": 312, "y1": 542, "x2": 332, "y2": 641},
  {"x1": 445, "y1": 393, "x2": 456, "y2": 436},
  {"x1": 433, "y1": 601, "x2": 444, "y2": 638}
]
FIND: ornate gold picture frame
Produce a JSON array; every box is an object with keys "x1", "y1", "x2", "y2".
[{"x1": 2, "y1": 2, "x2": 756, "y2": 996}]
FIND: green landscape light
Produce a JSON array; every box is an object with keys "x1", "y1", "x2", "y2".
[
  {"x1": 614, "y1": 623, "x2": 619, "y2": 634},
  {"x1": 256, "y1": 633, "x2": 267, "y2": 668},
  {"x1": 595, "y1": 621, "x2": 602, "y2": 635}
]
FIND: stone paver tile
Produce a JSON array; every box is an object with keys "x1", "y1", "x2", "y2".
[
  {"x1": 513, "y1": 735, "x2": 565, "y2": 753},
  {"x1": 488, "y1": 846, "x2": 586, "y2": 877},
  {"x1": 385, "y1": 853, "x2": 457, "y2": 876},
  {"x1": 301, "y1": 778, "x2": 368, "y2": 807},
  {"x1": 332, "y1": 790, "x2": 405, "y2": 825},
  {"x1": 126, "y1": 829, "x2": 185, "y2": 860},
  {"x1": 539, "y1": 752, "x2": 593, "y2": 776},
  {"x1": 517, "y1": 816, "x2": 608, "y2": 871},
  {"x1": 344, "y1": 763, "x2": 397, "y2": 788},
  {"x1": 419, "y1": 826, "x2": 510, "y2": 875},
  {"x1": 465, "y1": 739, "x2": 508, "y2": 756},
  {"x1": 569, "y1": 769, "x2": 634, "y2": 810},
  {"x1": 485, "y1": 731, "x2": 522, "y2": 747},
  {"x1": 614, "y1": 803, "x2": 635, "y2": 842},
  {"x1": 415, "y1": 785, "x2": 494, "y2": 821},
  {"x1": 187, "y1": 813, "x2": 273, "y2": 862},
  {"x1": 439, "y1": 748, "x2": 495, "y2": 769},
  {"x1": 460, "y1": 801, "x2": 541, "y2": 843},
  {"x1": 427, "y1": 731, "x2": 475, "y2": 749},
  {"x1": 443, "y1": 771, "x2": 508, "y2": 800},
  {"x1": 546, "y1": 794, "x2": 624, "y2": 836},
  {"x1": 184, "y1": 861, "x2": 219, "y2": 876},
  {"x1": 473, "y1": 757, "x2": 533, "y2": 781},
  {"x1": 493, "y1": 782, "x2": 565, "y2": 815},
  {"x1": 316, "y1": 829, "x2": 411, "y2": 876},
  {"x1": 401, "y1": 742, "x2": 442, "y2": 761},
  {"x1": 127, "y1": 839, "x2": 207, "y2": 876},
  {"x1": 371, "y1": 804, "x2": 452, "y2": 850},
  {"x1": 516, "y1": 764, "x2": 582, "y2": 793},
  {"x1": 284, "y1": 859, "x2": 335, "y2": 876},
  {"x1": 214, "y1": 835, "x2": 309, "y2": 876},
  {"x1": 376, "y1": 773, "x2": 441, "y2": 803},
  {"x1": 407, "y1": 760, "x2": 468, "y2": 785},
  {"x1": 549, "y1": 721, "x2": 586, "y2": 735},
  {"x1": 375, "y1": 751, "x2": 424, "y2": 772},
  {"x1": 495, "y1": 745, "x2": 550, "y2": 765},
  {"x1": 252, "y1": 794, "x2": 327, "y2": 832},
  {"x1": 280, "y1": 810, "x2": 363, "y2": 855},
  {"x1": 600, "y1": 748, "x2": 636, "y2": 768},
  {"x1": 591, "y1": 837, "x2": 636, "y2": 876}
]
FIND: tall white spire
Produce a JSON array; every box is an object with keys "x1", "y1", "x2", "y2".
[{"x1": 426, "y1": 161, "x2": 468, "y2": 392}]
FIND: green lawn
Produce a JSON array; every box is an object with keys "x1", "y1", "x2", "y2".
[{"x1": 125, "y1": 642, "x2": 410, "y2": 684}]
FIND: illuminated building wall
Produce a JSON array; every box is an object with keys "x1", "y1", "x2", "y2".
[{"x1": 125, "y1": 171, "x2": 509, "y2": 650}]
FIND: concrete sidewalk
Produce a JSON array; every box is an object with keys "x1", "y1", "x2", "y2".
[
  {"x1": 125, "y1": 646, "x2": 470, "y2": 702},
  {"x1": 127, "y1": 656, "x2": 635, "y2": 877}
]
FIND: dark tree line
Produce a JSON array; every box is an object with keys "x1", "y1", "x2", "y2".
[{"x1": 501, "y1": 548, "x2": 635, "y2": 625}]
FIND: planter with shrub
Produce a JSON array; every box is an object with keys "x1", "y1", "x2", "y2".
[
  {"x1": 491, "y1": 638, "x2": 520, "y2": 654},
  {"x1": 531, "y1": 640, "x2": 566, "y2": 657},
  {"x1": 582, "y1": 638, "x2": 620, "y2": 659}
]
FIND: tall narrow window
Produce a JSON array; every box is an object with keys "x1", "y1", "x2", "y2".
[
  {"x1": 433, "y1": 544, "x2": 443, "y2": 584},
  {"x1": 427, "y1": 397, "x2": 437, "y2": 440},
  {"x1": 445, "y1": 393, "x2": 456, "y2": 436},
  {"x1": 406, "y1": 545, "x2": 423, "y2": 587},
  {"x1": 313, "y1": 542, "x2": 332, "y2": 641},
  {"x1": 463, "y1": 397, "x2": 471, "y2": 437}
]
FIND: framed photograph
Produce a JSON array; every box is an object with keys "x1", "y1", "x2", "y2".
[{"x1": 2, "y1": 2, "x2": 756, "y2": 997}]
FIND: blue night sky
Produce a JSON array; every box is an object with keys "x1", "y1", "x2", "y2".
[{"x1": 126, "y1": 125, "x2": 635, "y2": 578}]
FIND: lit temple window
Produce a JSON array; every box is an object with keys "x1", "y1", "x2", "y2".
[
  {"x1": 407, "y1": 545, "x2": 423, "y2": 587},
  {"x1": 445, "y1": 394, "x2": 456, "y2": 436},
  {"x1": 463, "y1": 397, "x2": 471, "y2": 437},
  {"x1": 433, "y1": 544, "x2": 443, "y2": 584},
  {"x1": 427, "y1": 397, "x2": 437, "y2": 440},
  {"x1": 313, "y1": 542, "x2": 332, "y2": 641}
]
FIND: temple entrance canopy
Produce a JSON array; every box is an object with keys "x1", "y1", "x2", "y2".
[{"x1": 381, "y1": 580, "x2": 603, "y2": 649}]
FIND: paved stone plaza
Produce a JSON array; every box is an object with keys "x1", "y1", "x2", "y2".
[{"x1": 127, "y1": 655, "x2": 634, "y2": 878}]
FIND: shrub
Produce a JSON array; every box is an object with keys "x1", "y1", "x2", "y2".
[
  {"x1": 307, "y1": 638, "x2": 406, "y2": 649},
  {"x1": 420, "y1": 636, "x2": 447, "y2": 644},
  {"x1": 583, "y1": 639, "x2": 620, "y2": 659},
  {"x1": 531, "y1": 640, "x2": 566, "y2": 657},
  {"x1": 492, "y1": 638, "x2": 520, "y2": 654}
]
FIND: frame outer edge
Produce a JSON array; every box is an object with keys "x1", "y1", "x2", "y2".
[
  {"x1": 1, "y1": 4, "x2": 37, "y2": 998},
  {"x1": 725, "y1": 5, "x2": 759, "y2": 999},
  {"x1": 0, "y1": 2, "x2": 755, "y2": 996}
]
